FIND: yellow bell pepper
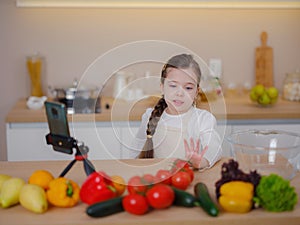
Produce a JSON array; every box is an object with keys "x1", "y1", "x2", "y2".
[
  {"x1": 218, "y1": 181, "x2": 254, "y2": 213},
  {"x1": 46, "y1": 177, "x2": 80, "y2": 207}
]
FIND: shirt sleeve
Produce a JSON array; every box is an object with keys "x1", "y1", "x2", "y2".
[
  {"x1": 128, "y1": 108, "x2": 153, "y2": 158},
  {"x1": 188, "y1": 109, "x2": 223, "y2": 168}
]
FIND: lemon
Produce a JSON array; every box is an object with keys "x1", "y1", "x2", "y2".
[{"x1": 28, "y1": 170, "x2": 54, "y2": 190}]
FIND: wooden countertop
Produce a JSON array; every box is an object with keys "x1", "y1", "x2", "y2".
[
  {"x1": 0, "y1": 158, "x2": 299, "y2": 225},
  {"x1": 5, "y1": 95, "x2": 300, "y2": 123}
]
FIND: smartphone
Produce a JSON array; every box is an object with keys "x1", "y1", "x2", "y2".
[{"x1": 45, "y1": 101, "x2": 73, "y2": 154}]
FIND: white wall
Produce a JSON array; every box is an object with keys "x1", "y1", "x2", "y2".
[{"x1": 1, "y1": 0, "x2": 300, "y2": 160}]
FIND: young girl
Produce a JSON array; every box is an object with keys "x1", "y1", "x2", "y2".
[{"x1": 130, "y1": 54, "x2": 222, "y2": 170}]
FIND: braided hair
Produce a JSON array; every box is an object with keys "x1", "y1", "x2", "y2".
[{"x1": 138, "y1": 54, "x2": 202, "y2": 158}]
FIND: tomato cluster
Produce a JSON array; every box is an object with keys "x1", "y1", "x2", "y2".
[
  {"x1": 123, "y1": 184, "x2": 175, "y2": 215},
  {"x1": 80, "y1": 159, "x2": 195, "y2": 215},
  {"x1": 122, "y1": 159, "x2": 195, "y2": 215}
]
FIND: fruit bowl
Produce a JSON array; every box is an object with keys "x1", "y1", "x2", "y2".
[
  {"x1": 250, "y1": 85, "x2": 278, "y2": 106},
  {"x1": 226, "y1": 130, "x2": 300, "y2": 180}
]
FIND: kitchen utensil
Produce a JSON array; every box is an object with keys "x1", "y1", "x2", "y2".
[
  {"x1": 113, "y1": 71, "x2": 137, "y2": 101},
  {"x1": 255, "y1": 31, "x2": 273, "y2": 87},
  {"x1": 26, "y1": 96, "x2": 47, "y2": 110},
  {"x1": 49, "y1": 80, "x2": 101, "y2": 114}
]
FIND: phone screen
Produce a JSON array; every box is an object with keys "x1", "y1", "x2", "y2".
[
  {"x1": 44, "y1": 101, "x2": 74, "y2": 154},
  {"x1": 45, "y1": 101, "x2": 70, "y2": 137}
]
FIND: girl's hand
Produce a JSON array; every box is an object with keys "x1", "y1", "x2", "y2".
[{"x1": 184, "y1": 138, "x2": 208, "y2": 169}]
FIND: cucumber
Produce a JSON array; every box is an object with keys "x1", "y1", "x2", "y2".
[
  {"x1": 172, "y1": 187, "x2": 197, "y2": 207},
  {"x1": 194, "y1": 182, "x2": 219, "y2": 217},
  {"x1": 86, "y1": 196, "x2": 124, "y2": 218}
]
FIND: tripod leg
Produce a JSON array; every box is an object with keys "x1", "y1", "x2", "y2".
[
  {"x1": 59, "y1": 159, "x2": 77, "y2": 177},
  {"x1": 83, "y1": 159, "x2": 96, "y2": 176}
]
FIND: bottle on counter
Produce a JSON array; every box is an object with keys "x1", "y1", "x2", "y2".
[
  {"x1": 27, "y1": 53, "x2": 44, "y2": 97},
  {"x1": 282, "y1": 72, "x2": 300, "y2": 101}
]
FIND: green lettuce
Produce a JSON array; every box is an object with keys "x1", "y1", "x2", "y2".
[{"x1": 253, "y1": 174, "x2": 298, "y2": 212}]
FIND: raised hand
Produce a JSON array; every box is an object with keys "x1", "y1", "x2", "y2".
[{"x1": 184, "y1": 137, "x2": 208, "y2": 169}]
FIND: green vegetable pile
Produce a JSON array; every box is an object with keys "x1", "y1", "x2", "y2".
[{"x1": 253, "y1": 174, "x2": 298, "y2": 212}]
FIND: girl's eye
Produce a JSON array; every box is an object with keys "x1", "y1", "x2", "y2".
[
  {"x1": 185, "y1": 86, "x2": 194, "y2": 91},
  {"x1": 169, "y1": 83, "x2": 177, "y2": 88}
]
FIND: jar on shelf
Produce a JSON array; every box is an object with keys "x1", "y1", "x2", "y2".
[{"x1": 282, "y1": 72, "x2": 300, "y2": 101}]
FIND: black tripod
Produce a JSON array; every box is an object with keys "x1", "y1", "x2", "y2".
[{"x1": 46, "y1": 133, "x2": 95, "y2": 177}]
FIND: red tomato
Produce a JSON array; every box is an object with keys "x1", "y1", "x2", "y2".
[
  {"x1": 171, "y1": 159, "x2": 190, "y2": 173},
  {"x1": 183, "y1": 167, "x2": 194, "y2": 183},
  {"x1": 170, "y1": 159, "x2": 194, "y2": 182},
  {"x1": 127, "y1": 176, "x2": 148, "y2": 195},
  {"x1": 146, "y1": 184, "x2": 175, "y2": 209},
  {"x1": 155, "y1": 169, "x2": 172, "y2": 185},
  {"x1": 122, "y1": 194, "x2": 149, "y2": 215},
  {"x1": 175, "y1": 159, "x2": 190, "y2": 169},
  {"x1": 171, "y1": 171, "x2": 191, "y2": 190},
  {"x1": 141, "y1": 174, "x2": 157, "y2": 185}
]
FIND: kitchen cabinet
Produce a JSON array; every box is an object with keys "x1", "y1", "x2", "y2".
[
  {"x1": 6, "y1": 97, "x2": 300, "y2": 161},
  {"x1": 6, "y1": 121, "x2": 299, "y2": 161},
  {"x1": 6, "y1": 119, "x2": 148, "y2": 161},
  {"x1": 6, "y1": 121, "x2": 232, "y2": 161},
  {"x1": 6, "y1": 123, "x2": 73, "y2": 161},
  {"x1": 6, "y1": 122, "x2": 123, "y2": 161}
]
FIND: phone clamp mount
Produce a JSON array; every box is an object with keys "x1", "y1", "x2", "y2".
[{"x1": 46, "y1": 133, "x2": 96, "y2": 177}]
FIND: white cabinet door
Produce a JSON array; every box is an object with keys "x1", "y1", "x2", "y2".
[
  {"x1": 119, "y1": 122, "x2": 140, "y2": 159},
  {"x1": 6, "y1": 123, "x2": 73, "y2": 161},
  {"x1": 7, "y1": 121, "x2": 298, "y2": 161},
  {"x1": 216, "y1": 124, "x2": 232, "y2": 157},
  {"x1": 6, "y1": 122, "x2": 122, "y2": 161},
  {"x1": 71, "y1": 122, "x2": 122, "y2": 160}
]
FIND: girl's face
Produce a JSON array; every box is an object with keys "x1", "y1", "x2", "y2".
[{"x1": 161, "y1": 67, "x2": 199, "y2": 115}]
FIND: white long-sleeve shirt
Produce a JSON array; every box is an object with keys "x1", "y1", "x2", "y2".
[{"x1": 129, "y1": 106, "x2": 222, "y2": 167}]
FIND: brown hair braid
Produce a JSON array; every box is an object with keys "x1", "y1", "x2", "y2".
[
  {"x1": 138, "y1": 54, "x2": 202, "y2": 158},
  {"x1": 138, "y1": 97, "x2": 168, "y2": 158}
]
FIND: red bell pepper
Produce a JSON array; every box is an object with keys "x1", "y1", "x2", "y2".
[{"x1": 80, "y1": 171, "x2": 117, "y2": 205}]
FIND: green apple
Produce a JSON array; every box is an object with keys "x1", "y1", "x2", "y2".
[
  {"x1": 250, "y1": 90, "x2": 259, "y2": 102},
  {"x1": 266, "y1": 87, "x2": 279, "y2": 99},
  {"x1": 253, "y1": 84, "x2": 265, "y2": 96},
  {"x1": 258, "y1": 93, "x2": 271, "y2": 105}
]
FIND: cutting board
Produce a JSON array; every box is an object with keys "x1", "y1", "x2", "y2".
[{"x1": 255, "y1": 31, "x2": 274, "y2": 87}]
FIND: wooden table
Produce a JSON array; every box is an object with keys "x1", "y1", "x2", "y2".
[{"x1": 0, "y1": 158, "x2": 299, "y2": 225}]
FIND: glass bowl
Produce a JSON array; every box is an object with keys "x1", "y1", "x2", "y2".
[{"x1": 226, "y1": 129, "x2": 300, "y2": 180}]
